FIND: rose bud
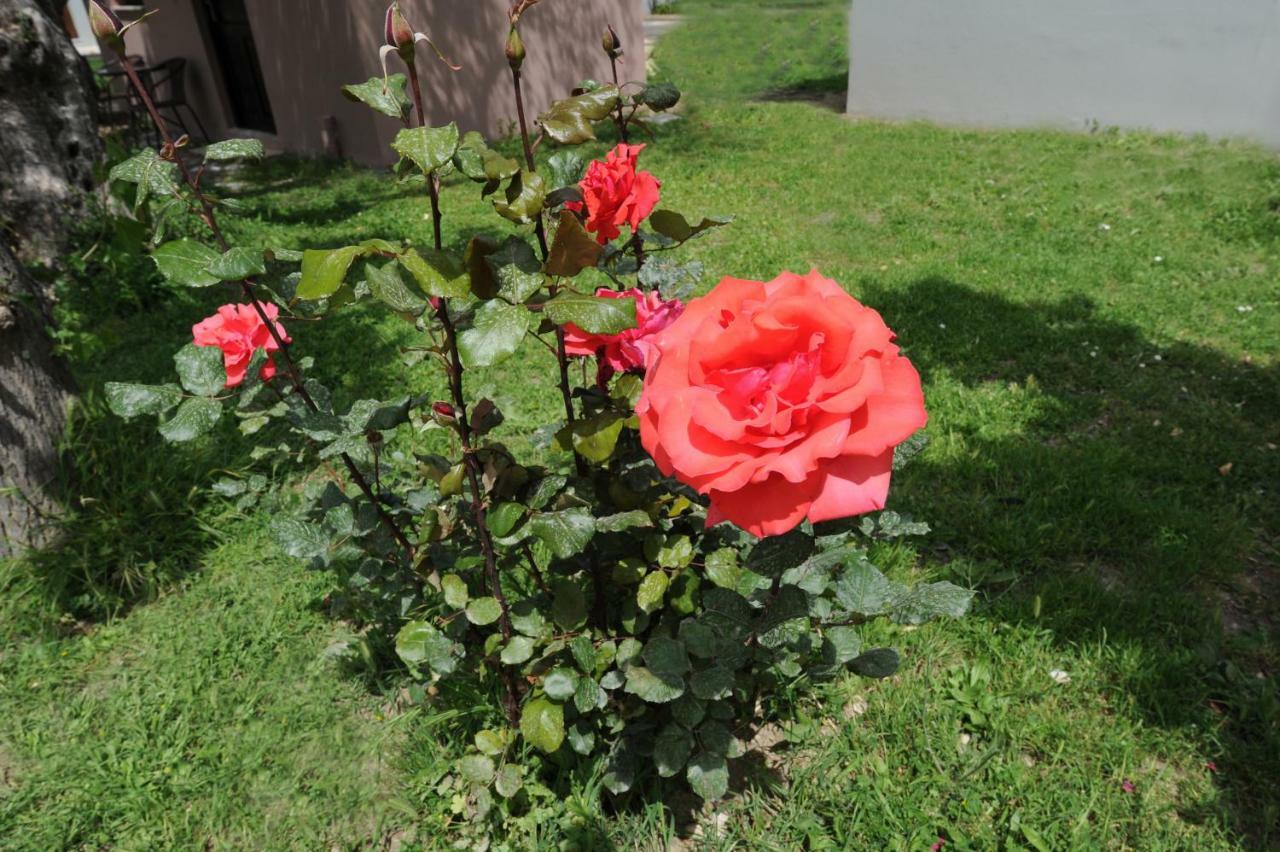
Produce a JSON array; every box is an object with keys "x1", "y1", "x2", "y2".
[
  {"x1": 88, "y1": 0, "x2": 125, "y2": 50},
  {"x1": 432, "y1": 402, "x2": 457, "y2": 420},
  {"x1": 385, "y1": 2, "x2": 415, "y2": 60},
  {"x1": 602, "y1": 24, "x2": 622, "y2": 58},
  {"x1": 505, "y1": 27, "x2": 526, "y2": 70}
]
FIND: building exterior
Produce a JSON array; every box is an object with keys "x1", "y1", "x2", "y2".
[
  {"x1": 847, "y1": 0, "x2": 1280, "y2": 148},
  {"x1": 88, "y1": 0, "x2": 643, "y2": 165}
]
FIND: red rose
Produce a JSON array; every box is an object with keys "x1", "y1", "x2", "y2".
[
  {"x1": 637, "y1": 270, "x2": 926, "y2": 537},
  {"x1": 566, "y1": 143, "x2": 661, "y2": 244},
  {"x1": 563, "y1": 287, "x2": 684, "y2": 376},
  {"x1": 191, "y1": 302, "x2": 290, "y2": 388}
]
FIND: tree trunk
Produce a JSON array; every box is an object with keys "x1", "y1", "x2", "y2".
[
  {"x1": 0, "y1": 0, "x2": 100, "y2": 268},
  {"x1": 0, "y1": 244, "x2": 74, "y2": 558},
  {"x1": 0, "y1": 0, "x2": 96, "y2": 556}
]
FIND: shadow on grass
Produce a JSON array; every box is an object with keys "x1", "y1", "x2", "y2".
[
  {"x1": 866, "y1": 277, "x2": 1279, "y2": 845},
  {"x1": 757, "y1": 72, "x2": 848, "y2": 112}
]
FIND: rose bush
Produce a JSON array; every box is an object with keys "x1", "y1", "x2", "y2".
[
  {"x1": 638, "y1": 270, "x2": 927, "y2": 537},
  {"x1": 99, "y1": 0, "x2": 970, "y2": 829}
]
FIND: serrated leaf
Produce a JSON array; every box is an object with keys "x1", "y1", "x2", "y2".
[
  {"x1": 399, "y1": 248, "x2": 469, "y2": 299},
  {"x1": 457, "y1": 300, "x2": 530, "y2": 368},
  {"x1": 559, "y1": 412, "x2": 626, "y2": 463},
  {"x1": 834, "y1": 559, "x2": 899, "y2": 616},
  {"x1": 671, "y1": 693, "x2": 707, "y2": 728},
  {"x1": 341, "y1": 74, "x2": 411, "y2": 120},
  {"x1": 747, "y1": 529, "x2": 814, "y2": 577},
  {"x1": 643, "y1": 636, "x2": 691, "y2": 679},
  {"x1": 573, "y1": 677, "x2": 602, "y2": 713},
  {"x1": 151, "y1": 239, "x2": 221, "y2": 287},
  {"x1": 298, "y1": 246, "x2": 367, "y2": 300},
  {"x1": 543, "y1": 668, "x2": 577, "y2": 701},
  {"x1": 158, "y1": 396, "x2": 222, "y2": 442},
  {"x1": 104, "y1": 382, "x2": 183, "y2": 418},
  {"x1": 704, "y1": 548, "x2": 741, "y2": 590},
  {"x1": 544, "y1": 290, "x2": 637, "y2": 335},
  {"x1": 569, "y1": 635, "x2": 595, "y2": 672},
  {"x1": 367, "y1": 261, "x2": 428, "y2": 314},
  {"x1": 546, "y1": 151, "x2": 585, "y2": 188},
  {"x1": 442, "y1": 574, "x2": 469, "y2": 609},
  {"x1": 487, "y1": 502, "x2": 525, "y2": 538},
  {"x1": 678, "y1": 620, "x2": 717, "y2": 659},
  {"x1": 396, "y1": 620, "x2": 460, "y2": 676},
  {"x1": 270, "y1": 516, "x2": 329, "y2": 559},
  {"x1": 493, "y1": 170, "x2": 546, "y2": 224},
  {"x1": 203, "y1": 138, "x2": 266, "y2": 161},
  {"x1": 501, "y1": 635, "x2": 536, "y2": 665},
  {"x1": 850, "y1": 647, "x2": 900, "y2": 679},
  {"x1": 519, "y1": 697, "x2": 564, "y2": 754},
  {"x1": 206, "y1": 246, "x2": 266, "y2": 281},
  {"x1": 824, "y1": 626, "x2": 862, "y2": 664},
  {"x1": 174, "y1": 343, "x2": 227, "y2": 395},
  {"x1": 526, "y1": 508, "x2": 596, "y2": 560},
  {"x1": 538, "y1": 85, "x2": 620, "y2": 144},
  {"x1": 689, "y1": 665, "x2": 734, "y2": 700},
  {"x1": 546, "y1": 210, "x2": 603, "y2": 277},
  {"x1": 890, "y1": 581, "x2": 974, "y2": 625},
  {"x1": 648, "y1": 210, "x2": 732, "y2": 243},
  {"x1": 636, "y1": 571, "x2": 669, "y2": 614},
  {"x1": 485, "y1": 237, "x2": 544, "y2": 304},
  {"x1": 623, "y1": 665, "x2": 684, "y2": 703},
  {"x1": 109, "y1": 149, "x2": 179, "y2": 208},
  {"x1": 466, "y1": 596, "x2": 502, "y2": 626},
  {"x1": 654, "y1": 723, "x2": 693, "y2": 778},
  {"x1": 637, "y1": 81, "x2": 681, "y2": 111},
  {"x1": 595, "y1": 510, "x2": 652, "y2": 533},
  {"x1": 551, "y1": 578, "x2": 587, "y2": 630},
  {"x1": 892, "y1": 431, "x2": 928, "y2": 471},
  {"x1": 686, "y1": 752, "x2": 729, "y2": 800},
  {"x1": 392, "y1": 123, "x2": 460, "y2": 174}
]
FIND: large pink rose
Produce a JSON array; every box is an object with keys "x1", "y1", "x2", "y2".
[
  {"x1": 637, "y1": 270, "x2": 926, "y2": 537},
  {"x1": 565, "y1": 143, "x2": 661, "y2": 245},
  {"x1": 563, "y1": 287, "x2": 684, "y2": 375},
  {"x1": 191, "y1": 302, "x2": 290, "y2": 388}
]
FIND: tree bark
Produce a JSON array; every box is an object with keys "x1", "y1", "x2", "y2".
[
  {"x1": 0, "y1": 0, "x2": 96, "y2": 556},
  {"x1": 0, "y1": 243, "x2": 74, "y2": 558},
  {"x1": 0, "y1": 0, "x2": 100, "y2": 267}
]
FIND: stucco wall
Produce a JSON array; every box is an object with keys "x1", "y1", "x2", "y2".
[
  {"x1": 120, "y1": 0, "x2": 643, "y2": 165},
  {"x1": 846, "y1": 0, "x2": 1280, "y2": 147}
]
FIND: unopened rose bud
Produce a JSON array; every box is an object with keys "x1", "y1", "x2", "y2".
[
  {"x1": 88, "y1": 0, "x2": 125, "y2": 51},
  {"x1": 432, "y1": 402, "x2": 456, "y2": 419},
  {"x1": 505, "y1": 27, "x2": 526, "y2": 70},
  {"x1": 385, "y1": 2, "x2": 415, "y2": 61},
  {"x1": 602, "y1": 25, "x2": 622, "y2": 58}
]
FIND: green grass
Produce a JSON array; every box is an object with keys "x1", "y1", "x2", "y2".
[{"x1": 3, "y1": 0, "x2": 1279, "y2": 847}]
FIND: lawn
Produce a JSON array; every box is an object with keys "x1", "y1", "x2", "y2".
[{"x1": 3, "y1": 0, "x2": 1278, "y2": 847}]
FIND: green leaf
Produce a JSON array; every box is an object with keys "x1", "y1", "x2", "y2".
[
  {"x1": 671, "y1": 694, "x2": 707, "y2": 728},
  {"x1": 654, "y1": 723, "x2": 693, "y2": 778},
  {"x1": 298, "y1": 246, "x2": 367, "y2": 300},
  {"x1": 704, "y1": 548, "x2": 741, "y2": 591},
  {"x1": 573, "y1": 677, "x2": 602, "y2": 713},
  {"x1": 824, "y1": 626, "x2": 862, "y2": 664},
  {"x1": 459, "y1": 754, "x2": 495, "y2": 786},
  {"x1": 392, "y1": 123, "x2": 460, "y2": 174},
  {"x1": 343, "y1": 397, "x2": 412, "y2": 432},
  {"x1": 457, "y1": 300, "x2": 530, "y2": 368},
  {"x1": 207, "y1": 246, "x2": 266, "y2": 281},
  {"x1": 546, "y1": 150, "x2": 585, "y2": 188},
  {"x1": 519, "y1": 697, "x2": 565, "y2": 753},
  {"x1": 474, "y1": 729, "x2": 507, "y2": 756},
  {"x1": 501, "y1": 635, "x2": 536, "y2": 665},
  {"x1": 686, "y1": 752, "x2": 729, "y2": 800},
  {"x1": 543, "y1": 291, "x2": 637, "y2": 335},
  {"x1": 487, "y1": 502, "x2": 526, "y2": 538},
  {"x1": 834, "y1": 559, "x2": 899, "y2": 616},
  {"x1": 485, "y1": 237, "x2": 544, "y2": 304},
  {"x1": 441, "y1": 574, "x2": 469, "y2": 609},
  {"x1": 493, "y1": 170, "x2": 546, "y2": 224},
  {"x1": 623, "y1": 665, "x2": 684, "y2": 703},
  {"x1": 543, "y1": 668, "x2": 577, "y2": 701},
  {"x1": 203, "y1": 138, "x2": 265, "y2": 161},
  {"x1": 559, "y1": 412, "x2": 626, "y2": 463},
  {"x1": 643, "y1": 636, "x2": 690, "y2": 678},
  {"x1": 602, "y1": 741, "x2": 637, "y2": 794},
  {"x1": 527, "y1": 508, "x2": 596, "y2": 560},
  {"x1": 366, "y1": 261, "x2": 428, "y2": 315},
  {"x1": 151, "y1": 239, "x2": 221, "y2": 287},
  {"x1": 892, "y1": 431, "x2": 928, "y2": 471},
  {"x1": 637, "y1": 81, "x2": 681, "y2": 111},
  {"x1": 174, "y1": 343, "x2": 227, "y2": 395},
  {"x1": 341, "y1": 74, "x2": 411, "y2": 120},
  {"x1": 104, "y1": 382, "x2": 183, "y2": 419},
  {"x1": 891, "y1": 581, "x2": 974, "y2": 624},
  {"x1": 747, "y1": 529, "x2": 814, "y2": 577},
  {"x1": 109, "y1": 149, "x2": 180, "y2": 208},
  {"x1": 678, "y1": 620, "x2": 717, "y2": 659},
  {"x1": 850, "y1": 648, "x2": 900, "y2": 679},
  {"x1": 668, "y1": 572, "x2": 702, "y2": 616},
  {"x1": 158, "y1": 397, "x2": 222, "y2": 442},
  {"x1": 399, "y1": 248, "x2": 469, "y2": 299},
  {"x1": 396, "y1": 620, "x2": 460, "y2": 676},
  {"x1": 465, "y1": 597, "x2": 502, "y2": 626},
  {"x1": 546, "y1": 211, "x2": 603, "y2": 277},
  {"x1": 689, "y1": 665, "x2": 735, "y2": 700},
  {"x1": 551, "y1": 578, "x2": 587, "y2": 630},
  {"x1": 452, "y1": 131, "x2": 519, "y2": 182},
  {"x1": 636, "y1": 571, "x2": 669, "y2": 614},
  {"x1": 700, "y1": 588, "x2": 754, "y2": 639},
  {"x1": 494, "y1": 764, "x2": 523, "y2": 798},
  {"x1": 595, "y1": 510, "x2": 652, "y2": 533},
  {"x1": 538, "y1": 85, "x2": 620, "y2": 144},
  {"x1": 269, "y1": 516, "x2": 329, "y2": 559},
  {"x1": 569, "y1": 635, "x2": 596, "y2": 672},
  {"x1": 648, "y1": 210, "x2": 733, "y2": 243}
]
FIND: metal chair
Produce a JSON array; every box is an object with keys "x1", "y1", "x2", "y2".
[{"x1": 138, "y1": 58, "x2": 210, "y2": 143}]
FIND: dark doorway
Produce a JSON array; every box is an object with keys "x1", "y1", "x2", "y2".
[{"x1": 199, "y1": 0, "x2": 276, "y2": 134}]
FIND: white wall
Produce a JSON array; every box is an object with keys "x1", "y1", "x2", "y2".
[{"x1": 847, "y1": 0, "x2": 1280, "y2": 147}]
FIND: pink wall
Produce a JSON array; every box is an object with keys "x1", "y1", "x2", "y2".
[{"x1": 120, "y1": 0, "x2": 643, "y2": 165}]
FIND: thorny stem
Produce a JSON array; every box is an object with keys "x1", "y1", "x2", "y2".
[
  {"x1": 610, "y1": 53, "x2": 628, "y2": 143},
  {"x1": 119, "y1": 60, "x2": 416, "y2": 560}
]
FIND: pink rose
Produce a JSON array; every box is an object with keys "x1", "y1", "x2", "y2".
[
  {"x1": 563, "y1": 287, "x2": 684, "y2": 376},
  {"x1": 565, "y1": 143, "x2": 661, "y2": 245},
  {"x1": 191, "y1": 302, "x2": 290, "y2": 388},
  {"x1": 637, "y1": 270, "x2": 927, "y2": 537}
]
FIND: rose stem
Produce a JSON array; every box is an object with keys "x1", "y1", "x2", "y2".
[
  {"x1": 118, "y1": 60, "x2": 415, "y2": 560},
  {"x1": 609, "y1": 47, "x2": 628, "y2": 143}
]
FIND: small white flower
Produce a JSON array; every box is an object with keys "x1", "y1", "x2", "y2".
[
  {"x1": 1237, "y1": 305, "x2": 1254, "y2": 313},
  {"x1": 938, "y1": 323, "x2": 947, "y2": 329},
  {"x1": 1153, "y1": 354, "x2": 1163, "y2": 362},
  {"x1": 1154, "y1": 256, "x2": 1164, "y2": 263},
  {"x1": 1098, "y1": 223, "x2": 1111, "y2": 232},
  {"x1": 1050, "y1": 669, "x2": 1071, "y2": 685}
]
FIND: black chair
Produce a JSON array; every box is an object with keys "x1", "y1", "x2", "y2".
[{"x1": 137, "y1": 58, "x2": 209, "y2": 144}]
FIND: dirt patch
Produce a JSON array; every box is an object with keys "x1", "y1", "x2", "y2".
[{"x1": 1218, "y1": 541, "x2": 1280, "y2": 645}]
